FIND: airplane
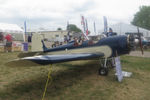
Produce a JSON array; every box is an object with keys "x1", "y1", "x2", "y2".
[
  {"x1": 6, "y1": 34, "x2": 142, "y2": 76},
  {"x1": 7, "y1": 16, "x2": 143, "y2": 76}
]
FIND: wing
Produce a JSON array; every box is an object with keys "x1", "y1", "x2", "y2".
[{"x1": 6, "y1": 53, "x2": 104, "y2": 67}]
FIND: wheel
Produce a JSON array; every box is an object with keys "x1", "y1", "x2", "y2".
[
  {"x1": 100, "y1": 59, "x2": 114, "y2": 69},
  {"x1": 98, "y1": 67, "x2": 108, "y2": 76}
]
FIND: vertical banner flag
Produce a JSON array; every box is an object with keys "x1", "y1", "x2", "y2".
[
  {"x1": 67, "y1": 21, "x2": 69, "y2": 30},
  {"x1": 24, "y1": 21, "x2": 27, "y2": 42},
  {"x1": 103, "y1": 16, "x2": 108, "y2": 34},
  {"x1": 24, "y1": 21, "x2": 27, "y2": 34},
  {"x1": 67, "y1": 21, "x2": 70, "y2": 41},
  {"x1": 85, "y1": 19, "x2": 89, "y2": 35},
  {"x1": 115, "y1": 57, "x2": 123, "y2": 82},
  {"x1": 94, "y1": 21, "x2": 96, "y2": 34},
  {"x1": 81, "y1": 16, "x2": 86, "y2": 33},
  {"x1": 81, "y1": 16, "x2": 89, "y2": 40}
]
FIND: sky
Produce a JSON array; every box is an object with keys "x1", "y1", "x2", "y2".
[{"x1": 0, "y1": 0, "x2": 150, "y2": 32}]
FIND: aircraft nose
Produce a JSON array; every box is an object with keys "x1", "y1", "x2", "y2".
[{"x1": 128, "y1": 35, "x2": 138, "y2": 50}]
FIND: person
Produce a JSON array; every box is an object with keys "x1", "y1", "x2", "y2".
[
  {"x1": 0, "y1": 32, "x2": 4, "y2": 42},
  {"x1": 78, "y1": 37, "x2": 83, "y2": 45},
  {"x1": 5, "y1": 34, "x2": 12, "y2": 52},
  {"x1": 107, "y1": 28, "x2": 113, "y2": 37},
  {"x1": 28, "y1": 35, "x2": 31, "y2": 43},
  {"x1": 74, "y1": 37, "x2": 79, "y2": 46}
]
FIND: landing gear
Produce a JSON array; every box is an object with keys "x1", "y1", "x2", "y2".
[
  {"x1": 99, "y1": 67, "x2": 108, "y2": 76},
  {"x1": 98, "y1": 58, "x2": 114, "y2": 76}
]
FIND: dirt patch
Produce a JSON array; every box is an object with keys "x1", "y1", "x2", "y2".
[{"x1": 129, "y1": 51, "x2": 150, "y2": 58}]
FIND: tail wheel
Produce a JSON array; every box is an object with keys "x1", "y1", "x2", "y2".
[{"x1": 98, "y1": 67, "x2": 108, "y2": 76}]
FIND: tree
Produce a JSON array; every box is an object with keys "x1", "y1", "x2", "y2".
[
  {"x1": 67, "y1": 24, "x2": 82, "y2": 33},
  {"x1": 131, "y1": 6, "x2": 150, "y2": 30},
  {"x1": 57, "y1": 27, "x2": 62, "y2": 30}
]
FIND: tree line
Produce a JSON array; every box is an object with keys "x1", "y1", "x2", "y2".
[{"x1": 131, "y1": 6, "x2": 150, "y2": 30}]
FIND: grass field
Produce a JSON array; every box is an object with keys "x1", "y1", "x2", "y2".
[{"x1": 0, "y1": 52, "x2": 150, "y2": 100}]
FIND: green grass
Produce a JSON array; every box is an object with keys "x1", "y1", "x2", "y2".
[
  {"x1": 121, "y1": 56, "x2": 150, "y2": 70},
  {"x1": 0, "y1": 52, "x2": 150, "y2": 100}
]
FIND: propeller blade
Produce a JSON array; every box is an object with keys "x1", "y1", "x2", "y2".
[{"x1": 137, "y1": 27, "x2": 144, "y2": 55}]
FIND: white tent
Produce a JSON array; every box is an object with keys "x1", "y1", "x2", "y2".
[
  {"x1": 0, "y1": 23, "x2": 24, "y2": 33},
  {"x1": 0, "y1": 23, "x2": 24, "y2": 41},
  {"x1": 99, "y1": 22, "x2": 150, "y2": 37}
]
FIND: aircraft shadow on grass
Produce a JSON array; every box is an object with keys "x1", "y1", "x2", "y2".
[{"x1": 2, "y1": 60, "x2": 115, "y2": 98}]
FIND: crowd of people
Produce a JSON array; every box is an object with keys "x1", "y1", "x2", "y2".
[
  {"x1": 50, "y1": 28, "x2": 116, "y2": 48},
  {"x1": 0, "y1": 28, "x2": 117, "y2": 51},
  {"x1": 0, "y1": 32, "x2": 13, "y2": 52}
]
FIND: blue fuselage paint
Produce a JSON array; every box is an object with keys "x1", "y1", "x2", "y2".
[
  {"x1": 95, "y1": 36, "x2": 129, "y2": 57},
  {"x1": 43, "y1": 35, "x2": 130, "y2": 57}
]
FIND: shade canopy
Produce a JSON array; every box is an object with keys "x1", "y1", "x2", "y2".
[
  {"x1": 0, "y1": 23, "x2": 24, "y2": 34},
  {"x1": 98, "y1": 22, "x2": 150, "y2": 37}
]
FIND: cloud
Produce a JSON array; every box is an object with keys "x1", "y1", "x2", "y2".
[{"x1": 0, "y1": 0, "x2": 150, "y2": 32}]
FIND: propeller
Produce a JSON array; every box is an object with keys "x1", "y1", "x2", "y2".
[{"x1": 137, "y1": 27, "x2": 144, "y2": 55}]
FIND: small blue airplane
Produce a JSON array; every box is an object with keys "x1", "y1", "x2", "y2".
[
  {"x1": 6, "y1": 34, "x2": 142, "y2": 76},
  {"x1": 6, "y1": 17, "x2": 143, "y2": 76}
]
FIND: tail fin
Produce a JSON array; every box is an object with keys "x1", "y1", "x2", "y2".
[{"x1": 41, "y1": 40, "x2": 48, "y2": 51}]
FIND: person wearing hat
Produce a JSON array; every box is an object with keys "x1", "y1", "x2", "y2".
[{"x1": 107, "y1": 28, "x2": 113, "y2": 37}]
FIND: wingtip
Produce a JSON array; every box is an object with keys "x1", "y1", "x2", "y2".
[{"x1": 5, "y1": 59, "x2": 41, "y2": 67}]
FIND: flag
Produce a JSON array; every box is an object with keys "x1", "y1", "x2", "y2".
[
  {"x1": 94, "y1": 21, "x2": 96, "y2": 33},
  {"x1": 67, "y1": 21, "x2": 69, "y2": 31},
  {"x1": 103, "y1": 16, "x2": 108, "y2": 34},
  {"x1": 23, "y1": 21, "x2": 27, "y2": 42},
  {"x1": 24, "y1": 21, "x2": 27, "y2": 34},
  {"x1": 67, "y1": 21, "x2": 70, "y2": 42},
  {"x1": 85, "y1": 19, "x2": 89, "y2": 35},
  {"x1": 81, "y1": 16, "x2": 89, "y2": 40},
  {"x1": 81, "y1": 16, "x2": 86, "y2": 33}
]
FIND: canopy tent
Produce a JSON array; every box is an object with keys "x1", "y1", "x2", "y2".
[
  {"x1": 0, "y1": 23, "x2": 24, "y2": 41},
  {"x1": 0, "y1": 23, "x2": 23, "y2": 33},
  {"x1": 98, "y1": 22, "x2": 150, "y2": 37}
]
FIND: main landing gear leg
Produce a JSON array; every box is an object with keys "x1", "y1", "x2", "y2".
[{"x1": 99, "y1": 58, "x2": 109, "y2": 76}]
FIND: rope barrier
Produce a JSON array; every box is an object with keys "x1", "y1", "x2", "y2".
[{"x1": 41, "y1": 65, "x2": 52, "y2": 100}]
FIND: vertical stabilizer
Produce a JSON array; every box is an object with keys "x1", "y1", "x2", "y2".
[
  {"x1": 41, "y1": 40, "x2": 48, "y2": 51},
  {"x1": 31, "y1": 34, "x2": 43, "y2": 52}
]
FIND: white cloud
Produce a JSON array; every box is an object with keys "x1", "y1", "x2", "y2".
[{"x1": 0, "y1": 0, "x2": 150, "y2": 32}]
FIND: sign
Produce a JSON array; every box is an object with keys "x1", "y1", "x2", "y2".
[{"x1": 115, "y1": 57, "x2": 123, "y2": 82}]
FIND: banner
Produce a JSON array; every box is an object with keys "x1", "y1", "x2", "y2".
[
  {"x1": 23, "y1": 21, "x2": 27, "y2": 42},
  {"x1": 115, "y1": 57, "x2": 123, "y2": 82},
  {"x1": 94, "y1": 21, "x2": 96, "y2": 34},
  {"x1": 85, "y1": 19, "x2": 89, "y2": 35},
  {"x1": 81, "y1": 16, "x2": 89, "y2": 40},
  {"x1": 103, "y1": 16, "x2": 108, "y2": 34}
]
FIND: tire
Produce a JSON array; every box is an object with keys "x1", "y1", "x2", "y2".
[{"x1": 98, "y1": 67, "x2": 108, "y2": 76}]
